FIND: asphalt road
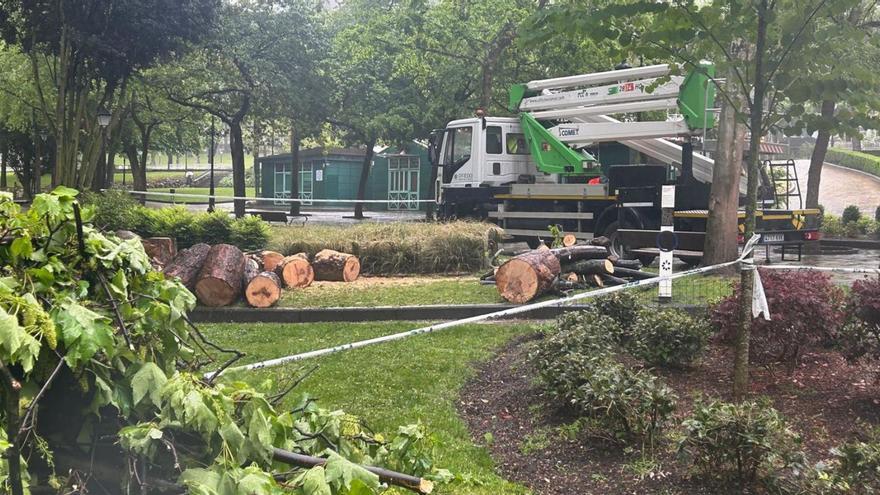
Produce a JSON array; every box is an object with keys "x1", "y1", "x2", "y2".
[{"x1": 793, "y1": 159, "x2": 880, "y2": 215}]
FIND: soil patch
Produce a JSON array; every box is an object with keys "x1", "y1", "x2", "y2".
[{"x1": 458, "y1": 336, "x2": 880, "y2": 494}]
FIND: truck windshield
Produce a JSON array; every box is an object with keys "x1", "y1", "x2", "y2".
[{"x1": 450, "y1": 126, "x2": 472, "y2": 164}]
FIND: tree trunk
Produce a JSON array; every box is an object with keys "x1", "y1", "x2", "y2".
[
  {"x1": 805, "y1": 100, "x2": 836, "y2": 209},
  {"x1": 195, "y1": 244, "x2": 246, "y2": 307},
  {"x1": 242, "y1": 258, "x2": 282, "y2": 308},
  {"x1": 1, "y1": 136, "x2": 7, "y2": 190},
  {"x1": 229, "y1": 121, "x2": 247, "y2": 218},
  {"x1": 312, "y1": 249, "x2": 360, "y2": 282},
  {"x1": 289, "y1": 123, "x2": 301, "y2": 216},
  {"x1": 354, "y1": 138, "x2": 376, "y2": 219},
  {"x1": 275, "y1": 253, "x2": 314, "y2": 288},
  {"x1": 703, "y1": 58, "x2": 746, "y2": 265},
  {"x1": 136, "y1": 127, "x2": 152, "y2": 195},
  {"x1": 495, "y1": 250, "x2": 561, "y2": 303},
  {"x1": 163, "y1": 243, "x2": 211, "y2": 290},
  {"x1": 106, "y1": 141, "x2": 117, "y2": 187},
  {"x1": 550, "y1": 244, "x2": 610, "y2": 263},
  {"x1": 254, "y1": 250, "x2": 285, "y2": 272},
  {"x1": 560, "y1": 258, "x2": 614, "y2": 276},
  {"x1": 735, "y1": 1, "x2": 769, "y2": 401},
  {"x1": 252, "y1": 122, "x2": 261, "y2": 197},
  {"x1": 852, "y1": 136, "x2": 861, "y2": 151},
  {"x1": 141, "y1": 237, "x2": 176, "y2": 266}
]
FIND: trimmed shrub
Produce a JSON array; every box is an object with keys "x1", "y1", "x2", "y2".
[
  {"x1": 822, "y1": 214, "x2": 846, "y2": 238},
  {"x1": 711, "y1": 269, "x2": 846, "y2": 370},
  {"x1": 82, "y1": 190, "x2": 148, "y2": 233},
  {"x1": 677, "y1": 399, "x2": 804, "y2": 489},
  {"x1": 629, "y1": 309, "x2": 711, "y2": 368},
  {"x1": 141, "y1": 206, "x2": 196, "y2": 244},
  {"x1": 532, "y1": 312, "x2": 676, "y2": 440},
  {"x1": 590, "y1": 291, "x2": 641, "y2": 343},
  {"x1": 843, "y1": 205, "x2": 862, "y2": 225},
  {"x1": 268, "y1": 222, "x2": 501, "y2": 275},
  {"x1": 826, "y1": 148, "x2": 880, "y2": 178},
  {"x1": 191, "y1": 211, "x2": 233, "y2": 246},
  {"x1": 230, "y1": 215, "x2": 271, "y2": 252}
]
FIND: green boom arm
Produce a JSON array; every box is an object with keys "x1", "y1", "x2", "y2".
[{"x1": 520, "y1": 113, "x2": 599, "y2": 176}]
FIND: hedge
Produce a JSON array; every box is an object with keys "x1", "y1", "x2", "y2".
[{"x1": 825, "y1": 148, "x2": 880, "y2": 178}]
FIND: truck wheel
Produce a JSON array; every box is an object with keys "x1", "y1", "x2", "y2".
[{"x1": 605, "y1": 221, "x2": 656, "y2": 266}]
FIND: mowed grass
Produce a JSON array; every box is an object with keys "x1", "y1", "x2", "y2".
[
  {"x1": 278, "y1": 277, "x2": 503, "y2": 307},
  {"x1": 142, "y1": 186, "x2": 257, "y2": 203},
  {"x1": 202, "y1": 321, "x2": 536, "y2": 495}
]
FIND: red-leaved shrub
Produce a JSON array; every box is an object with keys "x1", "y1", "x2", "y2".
[
  {"x1": 710, "y1": 269, "x2": 846, "y2": 369},
  {"x1": 851, "y1": 276, "x2": 880, "y2": 327}
]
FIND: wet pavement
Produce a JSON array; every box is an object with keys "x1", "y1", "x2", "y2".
[{"x1": 793, "y1": 159, "x2": 880, "y2": 215}]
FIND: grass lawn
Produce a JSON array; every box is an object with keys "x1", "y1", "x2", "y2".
[
  {"x1": 142, "y1": 186, "x2": 256, "y2": 203},
  {"x1": 277, "y1": 277, "x2": 503, "y2": 307},
  {"x1": 111, "y1": 170, "x2": 189, "y2": 184},
  {"x1": 203, "y1": 321, "x2": 537, "y2": 495}
]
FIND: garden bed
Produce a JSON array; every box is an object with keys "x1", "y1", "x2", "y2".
[{"x1": 459, "y1": 337, "x2": 880, "y2": 495}]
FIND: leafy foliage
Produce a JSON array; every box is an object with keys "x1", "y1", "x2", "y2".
[
  {"x1": 629, "y1": 309, "x2": 711, "y2": 368},
  {"x1": 0, "y1": 188, "x2": 444, "y2": 494},
  {"x1": 531, "y1": 313, "x2": 676, "y2": 441},
  {"x1": 711, "y1": 269, "x2": 846, "y2": 369},
  {"x1": 840, "y1": 277, "x2": 880, "y2": 364},
  {"x1": 677, "y1": 399, "x2": 804, "y2": 490},
  {"x1": 827, "y1": 148, "x2": 880, "y2": 179},
  {"x1": 843, "y1": 205, "x2": 863, "y2": 225},
  {"x1": 588, "y1": 291, "x2": 641, "y2": 343}
]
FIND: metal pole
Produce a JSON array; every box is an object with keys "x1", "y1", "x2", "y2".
[{"x1": 208, "y1": 116, "x2": 216, "y2": 213}]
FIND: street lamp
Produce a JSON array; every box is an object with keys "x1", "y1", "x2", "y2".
[{"x1": 97, "y1": 106, "x2": 111, "y2": 189}]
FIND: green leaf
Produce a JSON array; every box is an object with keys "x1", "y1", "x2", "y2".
[
  {"x1": 300, "y1": 467, "x2": 331, "y2": 495},
  {"x1": 10, "y1": 236, "x2": 32, "y2": 260},
  {"x1": 324, "y1": 453, "x2": 380, "y2": 492},
  {"x1": 183, "y1": 390, "x2": 218, "y2": 433},
  {"x1": 131, "y1": 362, "x2": 167, "y2": 407},
  {"x1": 54, "y1": 301, "x2": 115, "y2": 368},
  {"x1": 0, "y1": 306, "x2": 23, "y2": 356}
]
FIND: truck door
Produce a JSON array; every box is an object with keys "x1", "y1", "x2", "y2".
[{"x1": 440, "y1": 125, "x2": 477, "y2": 185}]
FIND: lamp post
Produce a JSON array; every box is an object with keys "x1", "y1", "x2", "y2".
[
  {"x1": 97, "y1": 106, "x2": 111, "y2": 189},
  {"x1": 208, "y1": 116, "x2": 216, "y2": 212}
]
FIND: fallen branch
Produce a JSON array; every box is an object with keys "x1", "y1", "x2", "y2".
[
  {"x1": 612, "y1": 266, "x2": 656, "y2": 280},
  {"x1": 271, "y1": 448, "x2": 434, "y2": 494}
]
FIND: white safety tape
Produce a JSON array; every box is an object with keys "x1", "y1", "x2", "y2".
[
  {"x1": 204, "y1": 236, "x2": 762, "y2": 379},
  {"x1": 124, "y1": 190, "x2": 438, "y2": 204}
]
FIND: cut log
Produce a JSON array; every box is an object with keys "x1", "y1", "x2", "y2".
[
  {"x1": 590, "y1": 236, "x2": 612, "y2": 248},
  {"x1": 276, "y1": 253, "x2": 315, "y2": 288},
  {"x1": 613, "y1": 266, "x2": 656, "y2": 280},
  {"x1": 562, "y1": 234, "x2": 577, "y2": 247},
  {"x1": 537, "y1": 241, "x2": 551, "y2": 251},
  {"x1": 163, "y1": 243, "x2": 211, "y2": 290},
  {"x1": 611, "y1": 259, "x2": 643, "y2": 271},
  {"x1": 495, "y1": 250, "x2": 561, "y2": 303},
  {"x1": 243, "y1": 264, "x2": 283, "y2": 308},
  {"x1": 255, "y1": 250, "x2": 285, "y2": 272},
  {"x1": 564, "y1": 272, "x2": 579, "y2": 282},
  {"x1": 588, "y1": 274, "x2": 604, "y2": 287},
  {"x1": 551, "y1": 244, "x2": 610, "y2": 263},
  {"x1": 601, "y1": 274, "x2": 629, "y2": 286},
  {"x1": 562, "y1": 259, "x2": 615, "y2": 276},
  {"x1": 141, "y1": 237, "x2": 177, "y2": 266},
  {"x1": 312, "y1": 249, "x2": 360, "y2": 282},
  {"x1": 195, "y1": 244, "x2": 246, "y2": 307}
]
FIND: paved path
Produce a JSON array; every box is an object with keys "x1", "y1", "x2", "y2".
[{"x1": 793, "y1": 159, "x2": 880, "y2": 215}]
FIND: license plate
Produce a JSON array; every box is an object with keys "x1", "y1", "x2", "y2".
[{"x1": 762, "y1": 233, "x2": 784, "y2": 243}]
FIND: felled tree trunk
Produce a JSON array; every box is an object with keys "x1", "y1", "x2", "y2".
[
  {"x1": 495, "y1": 250, "x2": 561, "y2": 303},
  {"x1": 312, "y1": 249, "x2": 360, "y2": 282},
  {"x1": 195, "y1": 244, "x2": 245, "y2": 307},
  {"x1": 243, "y1": 258, "x2": 282, "y2": 308},
  {"x1": 163, "y1": 243, "x2": 211, "y2": 289},
  {"x1": 610, "y1": 258, "x2": 643, "y2": 271},
  {"x1": 141, "y1": 237, "x2": 177, "y2": 266},
  {"x1": 612, "y1": 266, "x2": 655, "y2": 280},
  {"x1": 551, "y1": 244, "x2": 609, "y2": 263},
  {"x1": 562, "y1": 259, "x2": 614, "y2": 276},
  {"x1": 276, "y1": 253, "x2": 314, "y2": 288},
  {"x1": 254, "y1": 250, "x2": 285, "y2": 272}
]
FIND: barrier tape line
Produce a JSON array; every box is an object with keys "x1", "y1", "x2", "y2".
[
  {"x1": 122, "y1": 190, "x2": 438, "y2": 204},
  {"x1": 204, "y1": 236, "x2": 762, "y2": 379},
  {"x1": 759, "y1": 265, "x2": 880, "y2": 275}
]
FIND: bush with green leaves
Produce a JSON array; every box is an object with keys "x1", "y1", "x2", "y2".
[
  {"x1": 840, "y1": 277, "x2": 880, "y2": 363},
  {"x1": 677, "y1": 399, "x2": 804, "y2": 490},
  {"x1": 824, "y1": 431, "x2": 880, "y2": 493},
  {"x1": 0, "y1": 189, "x2": 443, "y2": 494},
  {"x1": 589, "y1": 291, "x2": 641, "y2": 343},
  {"x1": 82, "y1": 189, "x2": 149, "y2": 233},
  {"x1": 826, "y1": 148, "x2": 880, "y2": 178},
  {"x1": 875, "y1": 205, "x2": 880, "y2": 223},
  {"x1": 843, "y1": 205, "x2": 863, "y2": 225},
  {"x1": 822, "y1": 214, "x2": 846, "y2": 238},
  {"x1": 230, "y1": 214, "x2": 272, "y2": 251},
  {"x1": 532, "y1": 312, "x2": 676, "y2": 440},
  {"x1": 629, "y1": 308, "x2": 711, "y2": 368}
]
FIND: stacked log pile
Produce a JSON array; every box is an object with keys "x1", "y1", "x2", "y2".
[
  {"x1": 161, "y1": 246, "x2": 360, "y2": 308},
  {"x1": 490, "y1": 236, "x2": 655, "y2": 303}
]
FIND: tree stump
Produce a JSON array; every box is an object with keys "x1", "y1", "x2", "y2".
[
  {"x1": 163, "y1": 243, "x2": 211, "y2": 290},
  {"x1": 194, "y1": 244, "x2": 245, "y2": 307},
  {"x1": 276, "y1": 252, "x2": 315, "y2": 288},
  {"x1": 312, "y1": 249, "x2": 360, "y2": 282},
  {"x1": 254, "y1": 250, "x2": 285, "y2": 272},
  {"x1": 243, "y1": 258, "x2": 282, "y2": 308},
  {"x1": 495, "y1": 250, "x2": 561, "y2": 303},
  {"x1": 141, "y1": 237, "x2": 177, "y2": 266}
]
